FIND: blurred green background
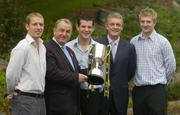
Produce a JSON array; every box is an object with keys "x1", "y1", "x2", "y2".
[{"x1": 0, "y1": 0, "x2": 180, "y2": 114}]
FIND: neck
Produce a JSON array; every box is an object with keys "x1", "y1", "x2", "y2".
[
  {"x1": 108, "y1": 35, "x2": 119, "y2": 41},
  {"x1": 78, "y1": 37, "x2": 91, "y2": 52},
  {"x1": 142, "y1": 30, "x2": 153, "y2": 38},
  {"x1": 78, "y1": 37, "x2": 91, "y2": 46}
]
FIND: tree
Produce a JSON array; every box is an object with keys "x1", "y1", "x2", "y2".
[{"x1": 0, "y1": 0, "x2": 25, "y2": 59}]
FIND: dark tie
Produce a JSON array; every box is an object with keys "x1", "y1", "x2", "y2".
[{"x1": 61, "y1": 46, "x2": 75, "y2": 70}]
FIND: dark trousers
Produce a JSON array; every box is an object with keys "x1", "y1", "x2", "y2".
[
  {"x1": 132, "y1": 84, "x2": 168, "y2": 115},
  {"x1": 80, "y1": 89, "x2": 104, "y2": 115},
  {"x1": 101, "y1": 90, "x2": 128, "y2": 115}
]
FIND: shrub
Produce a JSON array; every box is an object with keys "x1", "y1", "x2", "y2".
[
  {"x1": 168, "y1": 81, "x2": 180, "y2": 101},
  {"x1": 0, "y1": 0, "x2": 25, "y2": 60},
  {"x1": 0, "y1": 70, "x2": 10, "y2": 114}
]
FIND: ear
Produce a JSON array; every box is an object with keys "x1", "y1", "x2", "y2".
[
  {"x1": 92, "y1": 26, "x2": 95, "y2": 32},
  {"x1": 76, "y1": 24, "x2": 79, "y2": 31},
  {"x1": 25, "y1": 24, "x2": 29, "y2": 31},
  {"x1": 53, "y1": 28, "x2": 56, "y2": 35},
  {"x1": 105, "y1": 23, "x2": 108, "y2": 30}
]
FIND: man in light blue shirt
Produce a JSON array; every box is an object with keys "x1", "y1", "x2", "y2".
[
  {"x1": 130, "y1": 7, "x2": 176, "y2": 115},
  {"x1": 66, "y1": 14, "x2": 104, "y2": 115}
]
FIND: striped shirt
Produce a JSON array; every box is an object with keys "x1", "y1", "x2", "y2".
[{"x1": 130, "y1": 30, "x2": 176, "y2": 86}]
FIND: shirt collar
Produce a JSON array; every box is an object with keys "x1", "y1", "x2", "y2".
[
  {"x1": 73, "y1": 37, "x2": 96, "y2": 47},
  {"x1": 25, "y1": 34, "x2": 43, "y2": 45},
  {"x1": 53, "y1": 37, "x2": 65, "y2": 48},
  {"x1": 138, "y1": 30, "x2": 157, "y2": 41},
  {"x1": 107, "y1": 35, "x2": 120, "y2": 45}
]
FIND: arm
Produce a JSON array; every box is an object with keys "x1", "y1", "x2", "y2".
[
  {"x1": 162, "y1": 40, "x2": 176, "y2": 84},
  {"x1": 128, "y1": 44, "x2": 137, "y2": 81},
  {"x1": 6, "y1": 47, "x2": 26, "y2": 94}
]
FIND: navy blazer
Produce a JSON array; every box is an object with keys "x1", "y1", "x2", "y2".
[
  {"x1": 96, "y1": 37, "x2": 136, "y2": 114},
  {"x1": 45, "y1": 39, "x2": 80, "y2": 114}
]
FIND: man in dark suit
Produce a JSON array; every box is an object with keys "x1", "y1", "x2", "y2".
[
  {"x1": 96, "y1": 12, "x2": 136, "y2": 115},
  {"x1": 45, "y1": 18, "x2": 88, "y2": 115}
]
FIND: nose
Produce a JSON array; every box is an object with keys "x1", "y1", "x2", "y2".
[
  {"x1": 113, "y1": 24, "x2": 119, "y2": 28},
  {"x1": 37, "y1": 24, "x2": 42, "y2": 29},
  {"x1": 85, "y1": 27, "x2": 89, "y2": 31},
  {"x1": 62, "y1": 31, "x2": 67, "y2": 36}
]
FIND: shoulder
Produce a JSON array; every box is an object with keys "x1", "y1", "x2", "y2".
[
  {"x1": 10, "y1": 39, "x2": 30, "y2": 58},
  {"x1": 45, "y1": 39, "x2": 55, "y2": 47},
  {"x1": 154, "y1": 33, "x2": 173, "y2": 50},
  {"x1": 156, "y1": 33, "x2": 169, "y2": 43},
  {"x1": 66, "y1": 39, "x2": 76, "y2": 47},
  {"x1": 130, "y1": 34, "x2": 140, "y2": 44},
  {"x1": 13, "y1": 38, "x2": 30, "y2": 52},
  {"x1": 120, "y1": 39, "x2": 134, "y2": 49},
  {"x1": 94, "y1": 37, "x2": 107, "y2": 44},
  {"x1": 91, "y1": 38, "x2": 100, "y2": 45}
]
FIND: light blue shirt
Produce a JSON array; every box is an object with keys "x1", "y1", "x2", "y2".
[
  {"x1": 53, "y1": 37, "x2": 75, "y2": 71},
  {"x1": 66, "y1": 37, "x2": 103, "y2": 91},
  {"x1": 130, "y1": 30, "x2": 176, "y2": 86}
]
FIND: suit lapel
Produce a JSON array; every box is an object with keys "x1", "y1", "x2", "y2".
[
  {"x1": 115, "y1": 40, "x2": 125, "y2": 63},
  {"x1": 103, "y1": 37, "x2": 114, "y2": 63},
  {"x1": 50, "y1": 40, "x2": 75, "y2": 71},
  {"x1": 67, "y1": 47, "x2": 78, "y2": 72}
]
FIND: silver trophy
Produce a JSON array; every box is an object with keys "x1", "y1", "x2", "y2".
[{"x1": 88, "y1": 44, "x2": 108, "y2": 85}]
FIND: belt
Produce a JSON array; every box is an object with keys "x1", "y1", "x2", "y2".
[{"x1": 14, "y1": 90, "x2": 44, "y2": 98}]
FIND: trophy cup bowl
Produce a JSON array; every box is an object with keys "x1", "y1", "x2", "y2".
[{"x1": 88, "y1": 44, "x2": 107, "y2": 85}]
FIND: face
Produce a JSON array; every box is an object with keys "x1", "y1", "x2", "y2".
[
  {"x1": 76, "y1": 20, "x2": 94, "y2": 40},
  {"x1": 105, "y1": 17, "x2": 123, "y2": 40},
  {"x1": 25, "y1": 16, "x2": 44, "y2": 40},
  {"x1": 53, "y1": 21, "x2": 72, "y2": 45},
  {"x1": 139, "y1": 16, "x2": 156, "y2": 37}
]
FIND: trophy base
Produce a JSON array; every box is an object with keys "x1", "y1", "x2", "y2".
[
  {"x1": 88, "y1": 75, "x2": 104, "y2": 85},
  {"x1": 88, "y1": 68, "x2": 104, "y2": 85}
]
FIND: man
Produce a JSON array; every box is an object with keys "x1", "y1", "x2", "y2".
[
  {"x1": 6, "y1": 12, "x2": 46, "y2": 115},
  {"x1": 130, "y1": 7, "x2": 176, "y2": 115},
  {"x1": 45, "y1": 18, "x2": 88, "y2": 115},
  {"x1": 96, "y1": 12, "x2": 136, "y2": 115},
  {"x1": 66, "y1": 15, "x2": 104, "y2": 115}
]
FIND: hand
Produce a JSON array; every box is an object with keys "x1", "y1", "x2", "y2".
[
  {"x1": 5, "y1": 94, "x2": 13, "y2": 104},
  {"x1": 78, "y1": 73, "x2": 88, "y2": 83}
]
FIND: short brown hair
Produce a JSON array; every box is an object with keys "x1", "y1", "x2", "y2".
[
  {"x1": 139, "y1": 7, "x2": 157, "y2": 23},
  {"x1": 54, "y1": 18, "x2": 72, "y2": 28},
  {"x1": 25, "y1": 12, "x2": 44, "y2": 24},
  {"x1": 106, "y1": 12, "x2": 124, "y2": 25}
]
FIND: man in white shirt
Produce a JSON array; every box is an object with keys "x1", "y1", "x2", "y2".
[{"x1": 6, "y1": 12, "x2": 46, "y2": 115}]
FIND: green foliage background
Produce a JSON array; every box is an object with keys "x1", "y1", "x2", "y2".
[
  {"x1": 0, "y1": 0, "x2": 179, "y2": 69},
  {"x1": 0, "y1": 0, "x2": 180, "y2": 113}
]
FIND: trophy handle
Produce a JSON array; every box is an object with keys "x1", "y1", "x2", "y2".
[{"x1": 103, "y1": 45, "x2": 111, "y2": 98}]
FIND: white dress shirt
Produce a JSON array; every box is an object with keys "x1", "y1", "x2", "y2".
[
  {"x1": 6, "y1": 34, "x2": 46, "y2": 94},
  {"x1": 107, "y1": 35, "x2": 120, "y2": 61}
]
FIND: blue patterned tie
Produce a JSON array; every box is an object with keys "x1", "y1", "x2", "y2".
[{"x1": 61, "y1": 46, "x2": 75, "y2": 70}]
